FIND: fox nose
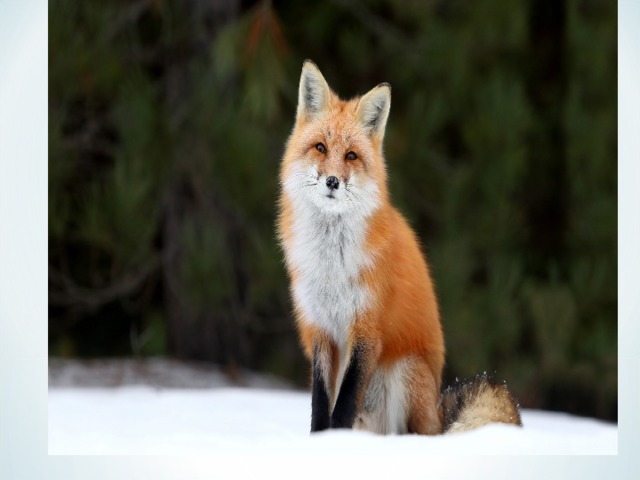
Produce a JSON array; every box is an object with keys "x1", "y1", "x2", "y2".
[{"x1": 326, "y1": 176, "x2": 339, "y2": 191}]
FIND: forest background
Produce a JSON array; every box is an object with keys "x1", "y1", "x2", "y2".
[{"x1": 48, "y1": 0, "x2": 617, "y2": 420}]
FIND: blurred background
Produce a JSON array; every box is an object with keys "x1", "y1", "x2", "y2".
[{"x1": 48, "y1": 0, "x2": 616, "y2": 421}]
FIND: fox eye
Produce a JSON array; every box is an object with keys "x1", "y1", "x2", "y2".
[
  {"x1": 315, "y1": 143, "x2": 327, "y2": 154},
  {"x1": 345, "y1": 151, "x2": 357, "y2": 161}
]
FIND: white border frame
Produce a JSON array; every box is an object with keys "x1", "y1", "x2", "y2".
[{"x1": 0, "y1": 0, "x2": 636, "y2": 477}]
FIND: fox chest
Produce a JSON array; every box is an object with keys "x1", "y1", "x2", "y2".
[{"x1": 288, "y1": 213, "x2": 373, "y2": 341}]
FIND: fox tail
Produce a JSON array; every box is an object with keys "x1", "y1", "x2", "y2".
[{"x1": 440, "y1": 373, "x2": 522, "y2": 434}]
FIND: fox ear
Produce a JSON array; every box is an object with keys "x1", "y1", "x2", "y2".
[
  {"x1": 297, "y1": 60, "x2": 331, "y2": 120},
  {"x1": 356, "y1": 83, "x2": 391, "y2": 140}
]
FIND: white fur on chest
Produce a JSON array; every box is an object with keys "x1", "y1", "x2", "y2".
[{"x1": 288, "y1": 203, "x2": 373, "y2": 343}]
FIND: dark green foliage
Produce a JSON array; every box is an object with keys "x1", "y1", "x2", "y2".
[{"x1": 49, "y1": 0, "x2": 616, "y2": 420}]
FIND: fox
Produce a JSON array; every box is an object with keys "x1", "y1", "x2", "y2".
[{"x1": 277, "y1": 60, "x2": 522, "y2": 435}]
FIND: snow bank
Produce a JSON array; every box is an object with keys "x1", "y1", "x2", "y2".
[
  {"x1": 48, "y1": 386, "x2": 617, "y2": 455},
  {"x1": 48, "y1": 357, "x2": 293, "y2": 390}
]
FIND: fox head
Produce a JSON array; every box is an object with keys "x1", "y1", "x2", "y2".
[{"x1": 280, "y1": 60, "x2": 391, "y2": 216}]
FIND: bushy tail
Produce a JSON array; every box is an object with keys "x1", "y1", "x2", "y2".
[{"x1": 439, "y1": 373, "x2": 522, "y2": 434}]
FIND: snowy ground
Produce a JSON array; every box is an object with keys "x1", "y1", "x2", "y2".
[{"x1": 48, "y1": 359, "x2": 617, "y2": 455}]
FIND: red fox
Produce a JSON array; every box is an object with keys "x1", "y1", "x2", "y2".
[{"x1": 277, "y1": 60, "x2": 521, "y2": 434}]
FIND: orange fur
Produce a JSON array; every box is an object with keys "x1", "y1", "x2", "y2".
[{"x1": 278, "y1": 60, "x2": 445, "y2": 434}]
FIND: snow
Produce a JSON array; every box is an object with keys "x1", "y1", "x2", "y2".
[
  {"x1": 48, "y1": 357, "x2": 294, "y2": 390},
  {"x1": 49, "y1": 386, "x2": 617, "y2": 455}
]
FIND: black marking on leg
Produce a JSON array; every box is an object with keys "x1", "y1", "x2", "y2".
[
  {"x1": 311, "y1": 346, "x2": 330, "y2": 432},
  {"x1": 330, "y1": 343, "x2": 364, "y2": 429}
]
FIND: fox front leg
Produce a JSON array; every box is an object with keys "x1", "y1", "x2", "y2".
[
  {"x1": 331, "y1": 341, "x2": 376, "y2": 429},
  {"x1": 311, "y1": 344, "x2": 331, "y2": 432}
]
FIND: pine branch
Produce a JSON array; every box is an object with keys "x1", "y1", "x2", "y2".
[
  {"x1": 48, "y1": 259, "x2": 159, "y2": 311},
  {"x1": 328, "y1": 0, "x2": 426, "y2": 69}
]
